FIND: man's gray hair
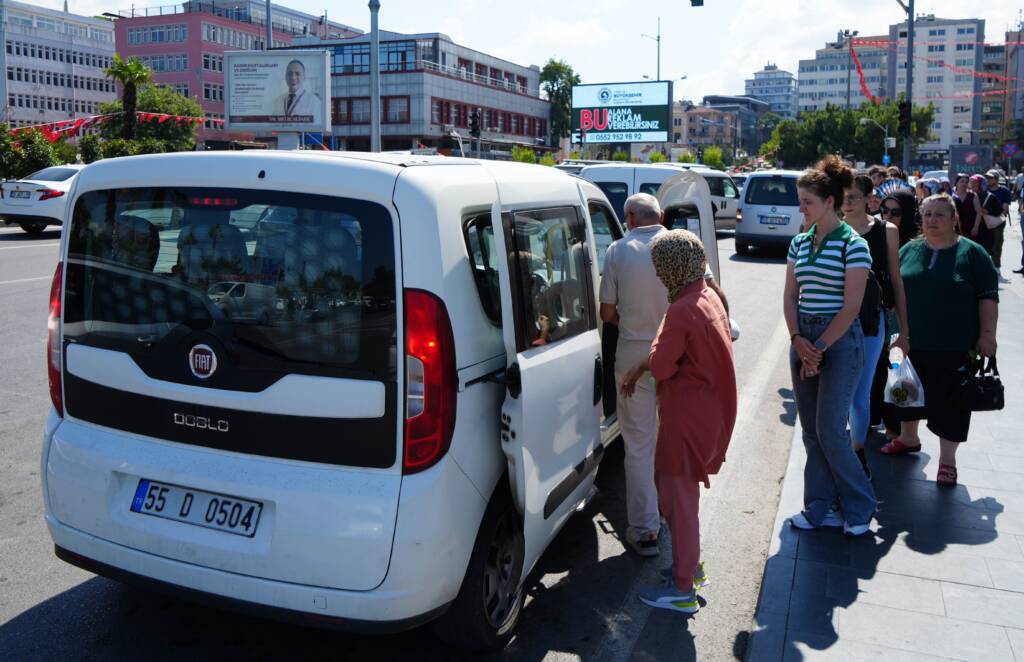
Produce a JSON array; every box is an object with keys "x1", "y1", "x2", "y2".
[{"x1": 623, "y1": 193, "x2": 661, "y2": 223}]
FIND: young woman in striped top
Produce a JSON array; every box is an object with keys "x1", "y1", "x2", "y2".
[{"x1": 784, "y1": 156, "x2": 878, "y2": 536}]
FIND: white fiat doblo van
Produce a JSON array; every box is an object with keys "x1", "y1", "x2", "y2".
[{"x1": 41, "y1": 151, "x2": 662, "y2": 650}]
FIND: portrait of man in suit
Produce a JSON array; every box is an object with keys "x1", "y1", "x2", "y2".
[{"x1": 277, "y1": 59, "x2": 322, "y2": 124}]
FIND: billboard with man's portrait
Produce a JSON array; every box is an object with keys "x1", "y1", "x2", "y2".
[{"x1": 225, "y1": 50, "x2": 330, "y2": 133}]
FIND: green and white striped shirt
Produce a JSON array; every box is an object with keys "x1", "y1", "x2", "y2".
[{"x1": 787, "y1": 222, "x2": 872, "y2": 317}]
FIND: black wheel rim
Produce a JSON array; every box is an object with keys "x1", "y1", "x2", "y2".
[{"x1": 482, "y1": 509, "x2": 520, "y2": 630}]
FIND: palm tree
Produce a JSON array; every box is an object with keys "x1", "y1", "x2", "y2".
[{"x1": 104, "y1": 55, "x2": 152, "y2": 140}]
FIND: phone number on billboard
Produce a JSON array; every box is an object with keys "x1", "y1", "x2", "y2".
[{"x1": 589, "y1": 133, "x2": 645, "y2": 142}]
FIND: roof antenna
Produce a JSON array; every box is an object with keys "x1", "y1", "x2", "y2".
[{"x1": 64, "y1": 0, "x2": 69, "y2": 12}]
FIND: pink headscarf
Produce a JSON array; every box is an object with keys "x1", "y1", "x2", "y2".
[{"x1": 970, "y1": 174, "x2": 987, "y2": 191}]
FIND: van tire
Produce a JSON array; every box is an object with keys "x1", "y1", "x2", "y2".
[
  {"x1": 432, "y1": 484, "x2": 524, "y2": 651},
  {"x1": 19, "y1": 221, "x2": 46, "y2": 235},
  {"x1": 735, "y1": 240, "x2": 750, "y2": 255}
]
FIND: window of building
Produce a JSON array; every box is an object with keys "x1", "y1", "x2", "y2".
[
  {"x1": 927, "y1": 44, "x2": 945, "y2": 52},
  {"x1": 351, "y1": 98, "x2": 371, "y2": 123},
  {"x1": 384, "y1": 96, "x2": 409, "y2": 123},
  {"x1": 956, "y1": 43, "x2": 974, "y2": 51}
]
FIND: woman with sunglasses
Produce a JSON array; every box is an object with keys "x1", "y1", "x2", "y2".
[
  {"x1": 843, "y1": 176, "x2": 910, "y2": 477},
  {"x1": 953, "y1": 175, "x2": 977, "y2": 238}
]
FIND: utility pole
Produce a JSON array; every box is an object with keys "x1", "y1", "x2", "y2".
[
  {"x1": 896, "y1": 0, "x2": 915, "y2": 171},
  {"x1": 369, "y1": 0, "x2": 381, "y2": 152},
  {"x1": 264, "y1": 0, "x2": 272, "y2": 49}
]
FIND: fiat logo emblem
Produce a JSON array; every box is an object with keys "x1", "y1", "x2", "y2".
[
  {"x1": 188, "y1": 344, "x2": 217, "y2": 380},
  {"x1": 771, "y1": 206, "x2": 777, "y2": 212}
]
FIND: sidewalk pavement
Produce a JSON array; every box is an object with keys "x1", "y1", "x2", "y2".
[{"x1": 747, "y1": 217, "x2": 1024, "y2": 661}]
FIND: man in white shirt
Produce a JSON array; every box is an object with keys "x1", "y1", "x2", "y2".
[
  {"x1": 600, "y1": 193, "x2": 728, "y2": 557},
  {"x1": 277, "y1": 59, "x2": 322, "y2": 125}
]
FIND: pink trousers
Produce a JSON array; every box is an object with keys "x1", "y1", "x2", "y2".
[{"x1": 655, "y1": 471, "x2": 700, "y2": 592}]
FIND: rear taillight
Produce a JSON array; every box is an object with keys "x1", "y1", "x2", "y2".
[
  {"x1": 403, "y1": 289, "x2": 457, "y2": 474},
  {"x1": 736, "y1": 208, "x2": 743, "y2": 223},
  {"x1": 47, "y1": 262, "x2": 64, "y2": 416},
  {"x1": 38, "y1": 189, "x2": 64, "y2": 201}
]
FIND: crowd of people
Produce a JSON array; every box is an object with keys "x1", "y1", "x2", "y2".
[
  {"x1": 595, "y1": 156, "x2": 1011, "y2": 617},
  {"x1": 787, "y1": 156, "x2": 1002, "y2": 535}
]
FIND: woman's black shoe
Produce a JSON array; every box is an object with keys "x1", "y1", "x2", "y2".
[{"x1": 856, "y1": 448, "x2": 871, "y2": 479}]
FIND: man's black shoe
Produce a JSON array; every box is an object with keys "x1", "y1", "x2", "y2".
[{"x1": 1014, "y1": 267, "x2": 1024, "y2": 275}]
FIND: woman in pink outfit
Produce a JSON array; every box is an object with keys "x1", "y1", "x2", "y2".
[{"x1": 620, "y1": 229, "x2": 738, "y2": 614}]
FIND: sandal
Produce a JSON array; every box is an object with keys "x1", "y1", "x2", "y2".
[
  {"x1": 879, "y1": 439, "x2": 922, "y2": 455},
  {"x1": 937, "y1": 464, "x2": 957, "y2": 486}
]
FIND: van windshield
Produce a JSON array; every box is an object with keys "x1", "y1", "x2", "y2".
[
  {"x1": 745, "y1": 176, "x2": 799, "y2": 206},
  {"x1": 63, "y1": 187, "x2": 397, "y2": 383}
]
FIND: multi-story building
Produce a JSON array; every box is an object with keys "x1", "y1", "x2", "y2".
[
  {"x1": 670, "y1": 100, "x2": 738, "y2": 153},
  {"x1": 114, "y1": 1, "x2": 361, "y2": 146},
  {"x1": 797, "y1": 33, "x2": 888, "y2": 114},
  {"x1": 886, "y1": 14, "x2": 985, "y2": 153},
  {"x1": 286, "y1": 30, "x2": 550, "y2": 153},
  {"x1": 745, "y1": 63, "x2": 797, "y2": 119},
  {"x1": 979, "y1": 43, "x2": 1006, "y2": 146},
  {"x1": 0, "y1": 0, "x2": 116, "y2": 130},
  {"x1": 701, "y1": 94, "x2": 769, "y2": 154}
]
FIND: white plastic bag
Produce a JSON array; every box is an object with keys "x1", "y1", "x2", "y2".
[{"x1": 884, "y1": 355, "x2": 925, "y2": 408}]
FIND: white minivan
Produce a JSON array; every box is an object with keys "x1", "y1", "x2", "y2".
[
  {"x1": 41, "y1": 151, "x2": 721, "y2": 650},
  {"x1": 735, "y1": 170, "x2": 804, "y2": 254},
  {"x1": 579, "y1": 163, "x2": 740, "y2": 230}
]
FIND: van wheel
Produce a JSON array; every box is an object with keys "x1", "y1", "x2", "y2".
[
  {"x1": 432, "y1": 487, "x2": 524, "y2": 651},
  {"x1": 19, "y1": 221, "x2": 46, "y2": 235},
  {"x1": 735, "y1": 240, "x2": 750, "y2": 255}
]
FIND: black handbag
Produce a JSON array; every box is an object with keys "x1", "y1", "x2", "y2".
[{"x1": 957, "y1": 356, "x2": 1005, "y2": 412}]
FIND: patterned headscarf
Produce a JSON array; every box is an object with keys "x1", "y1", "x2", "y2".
[
  {"x1": 650, "y1": 229, "x2": 707, "y2": 302},
  {"x1": 969, "y1": 174, "x2": 987, "y2": 192}
]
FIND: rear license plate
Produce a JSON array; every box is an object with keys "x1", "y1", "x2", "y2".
[
  {"x1": 130, "y1": 479, "x2": 263, "y2": 537},
  {"x1": 759, "y1": 215, "x2": 789, "y2": 225},
  {"x1": 10, "y1": 191, "x2": 31, "y2": 199}
]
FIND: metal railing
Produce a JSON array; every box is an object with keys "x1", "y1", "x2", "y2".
[{"x1": 419, "y1": 59, "x2": 536, "y2": 96}]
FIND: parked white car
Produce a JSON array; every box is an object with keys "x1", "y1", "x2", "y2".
[
  {"x1": 40, "y1": 151, "x2": 731, "y2": 651},
  {"x1": 0, "y1": 164, "x2": 86, "y2": 234},
  {"x1": 578, "y1": 163, "x2": 740, "y2": 230},
  {"x1": 735, "y1": 170, "x2": 804, "y2": 254}
]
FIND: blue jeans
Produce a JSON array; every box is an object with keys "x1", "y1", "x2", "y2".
[
  {"x1": 790, "y1": 314, "x2": 877, "y2": 527},
  {"x1": 850, "y1": 315, "x2": 885, "y2": 445}
]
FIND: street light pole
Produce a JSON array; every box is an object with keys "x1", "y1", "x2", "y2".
[
  {"x1": 641, "y1": 17, "x2": 661, "y2": 81},
  {"x1": 843, "y1": 29, "x2": 858, "y2": 109},
  {"x1": 265, "y1": 0, "x2": 272, "y2": 49},
  {"x1": 896, "y1": 0, "x2": 915, "y2": 171},
  {"x1": 368, "y1": 0, "x2": 381, "y2": 153}
]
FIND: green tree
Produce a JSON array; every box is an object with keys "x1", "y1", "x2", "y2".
[
  {"x1": 539, "y1": 153, "x2": 556, "y2": 166},
  {"x1": 703, "y1": 146, "x2": 725, "y2": 169},
  {"x1": 511, "y1": 145, "x2": 537, "y2": 163},
  {"x1": 677, "y1": 150, "x2": 696, "y2": 163},
  {"x1": 98, "y1": 83, "x2": 201, "y2": 150},
  {"x1": 757, "y1": 112, "x2": 784, "y2": 145},
  {"x1": 611, "y1": 150, "x2": 630, "y2": 162},
  {"x1": 104, "y1": 54, "x2": 153, "y2": 140},
  {"x1": 540, "y1": 59, "x2": 580, "y2": 147},
  {"x1": 3, "y1": 130, "x2": 59, "y2": 179},
  {"x1": 649, "y1": 151, "x2": 667, "y2": 163},
  {"x1": 78, "y1": 134, "x2": 102, "y2": 164}
]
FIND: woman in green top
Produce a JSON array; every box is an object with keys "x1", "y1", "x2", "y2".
[{"x1": 880, "y1": 194, "x2": 1000, "y2": 486}]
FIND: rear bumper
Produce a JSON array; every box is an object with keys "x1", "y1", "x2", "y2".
[
  {"x1": 734, "y1": 231, "x2": 796, "y2": 248},
  {"x1": 53, "y1": 541, "x2": 449, "y2": 634},
  {"x1": 1, "y1": 214, "x2": 61, "y2": 226}
]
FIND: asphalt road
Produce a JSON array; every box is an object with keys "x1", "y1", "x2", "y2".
[{"x1": 0, "y1": 224, "x2": 795, "y2": 661}]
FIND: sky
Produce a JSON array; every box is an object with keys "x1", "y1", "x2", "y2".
[{"x1": 43, "y1": 0, "x2": 1022, "y2": 102}]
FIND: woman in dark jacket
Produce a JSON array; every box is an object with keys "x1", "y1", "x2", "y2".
[{"x1": 879, "y1": 189, "x2": 920, "y2": 247}]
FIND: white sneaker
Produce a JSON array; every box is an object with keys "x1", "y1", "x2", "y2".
[
  {"x1": 626, "y1": 530, "x2": 660, "y2": 557},
  {"x1": 790, "y1": 508, "x2": 843, "y2": 530},
  {"x1": 843, "y1": 521, "x2": 872, "y2": 536}
]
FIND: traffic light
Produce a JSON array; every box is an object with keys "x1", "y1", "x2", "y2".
[
  {"x1": 470, "y1": 108, "x2": 481, "y2": 138},
  {"x1": 898, "y1": 101, "x2": 912, "y2": 135}
]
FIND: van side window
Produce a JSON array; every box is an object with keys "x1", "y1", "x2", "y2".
[
  {"x1": 594, "y1": 182, "x2": 628, "y2": 222},
  {"x1": 706, "y1": 177, "x2": 724, "y2": 197},
  {"x1": 463, "y1": 214, "x2": 501, "y2": 325},
  {"x1": 506, "y1": 207, "x2": 595, "y2": 351},
  {"x1": 587, "y1": 201, "x2": 621, "y2": 275},
  {"x1": 723, "y1": 178, "x2": 739, "y2": 199},
  {"x1": 638, "y1": 183, "x2": 661, "y2": 196}
]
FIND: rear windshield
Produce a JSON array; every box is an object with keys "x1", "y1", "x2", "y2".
[
  {"x1": 26, "y1": 166, "x2": 79, "y2": 182},
  {"x1": 745, "y1": 176, "x2": 799, "y2": 206},
  {"x1": 63, "y1": 187, "x2": 396, "y2": 381}
]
